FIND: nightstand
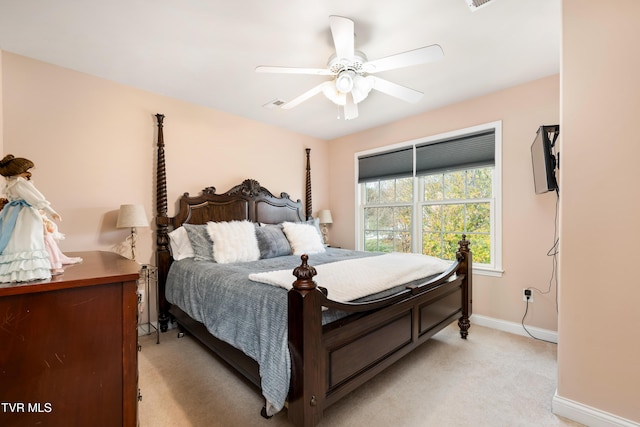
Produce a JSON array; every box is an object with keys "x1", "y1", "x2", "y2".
[{"x1": 138, "y1": 264, "x2": 159, "y2": 344}]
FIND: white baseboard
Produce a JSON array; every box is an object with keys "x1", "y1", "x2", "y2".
[
  {"x1": 552, "y1": 392, "x2": 640, "y2": 427},
  {"x1": 470, "y1": 313, "x2": 558, "y2": 343}
]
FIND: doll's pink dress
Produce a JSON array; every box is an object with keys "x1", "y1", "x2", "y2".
[
  {"x1": 41, "y1": 213, "x2": 82, "y2": 271},
  {"x1": 0, "y1": 177, "x2": 56, "y2": 282}
]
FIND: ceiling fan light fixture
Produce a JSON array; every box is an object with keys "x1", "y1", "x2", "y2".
[
  {"x1": 351, "y1": 75, "x2": 373, "y2": 104},
  {"x1": 335, "y1": 70, "x2": 355, "y2": 93},
  {"x1": 322, "y1": 82, "x2": 347, "y2": 105}
]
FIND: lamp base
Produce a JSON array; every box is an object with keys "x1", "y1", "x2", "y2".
[{"x1": 321, "y1": 224, "x2": 329, "y2": 245}]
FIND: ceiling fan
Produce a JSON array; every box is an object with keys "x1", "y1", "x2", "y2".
[{"x1": 256, "y1": 15, "x2": 444, "y2": 120}]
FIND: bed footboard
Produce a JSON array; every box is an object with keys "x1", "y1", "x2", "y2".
[{"x1": 287, "y1": 237, "x2": 472, "y2": 427}]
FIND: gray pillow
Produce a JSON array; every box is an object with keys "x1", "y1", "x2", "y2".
[
  {"x1": 183, "y1": 223, "x2": 215, "y2": 262},
  {"x1": 254, "y1": 223, "x2": 292, "y2": 259}
]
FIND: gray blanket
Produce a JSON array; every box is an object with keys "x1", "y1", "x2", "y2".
[{"x1": 165, "y1": 248, "x2": 377, "y2": 414}]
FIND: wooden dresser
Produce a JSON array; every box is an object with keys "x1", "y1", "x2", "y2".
[{"x1": 0, "y1": 251, "x2": 140, "y2": 427}]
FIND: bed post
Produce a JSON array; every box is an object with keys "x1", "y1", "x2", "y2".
[
  {"x1": 288, "y1": 255, "x2": 324, "y2": 427},
  {"x1": 155, "y1": 113, "x2": 171, "y2": 332},
  {"x1": 456, "y1": 234, "x2": 472, "y2": 339},
  {"x1": 305, "y1": 148, "x2": 312, "y2": 220}
]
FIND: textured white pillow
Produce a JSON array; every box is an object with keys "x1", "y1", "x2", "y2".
[
  {"x1": 282, "y1": 222, "x2": 326, "y2": 255},
  {"x1": 206, "y1": 220, "x2": 260, "y2": 264},
  {"x1": 168, "y1": 226, "x2": 195, "y2": 260}
]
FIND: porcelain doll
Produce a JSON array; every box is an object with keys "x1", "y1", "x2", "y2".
[
  {"x1": 41, "y1": 210, "x2": 82, "y2": 274},
  {"x1": 0, "y1": 155, "x2": 60, "y2": 282}
]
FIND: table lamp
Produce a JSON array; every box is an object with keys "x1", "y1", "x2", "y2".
[
  {"x1": 116, "y1": 204, "x2": 149, "y2": 261},
  {"x1": 317, "y1": 209, "x2": 333, "y2": 245}
]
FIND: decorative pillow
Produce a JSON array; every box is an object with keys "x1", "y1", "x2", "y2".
[
  {"x1": 254, "y1": 223, "x2": 292, "y2": 259},
  {"x1": 282, "y1": 222, "x2": 326, "y2": 255},
  {"x1": 302, "y1": 217, "x2": 323, "y2": 241},
  {"x1": 168, "y1": 226, "x2": 195, "y2": 260},
  {"x1": 206, "y1": 220, "x2": 260, "y2": 264},
  {"x1": 183, "y1": 223, "x2": 215, "y2": 262}
]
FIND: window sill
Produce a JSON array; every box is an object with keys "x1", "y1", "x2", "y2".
[{"x1": 473, "y1": 265, "x2": 503, "y2": 278}]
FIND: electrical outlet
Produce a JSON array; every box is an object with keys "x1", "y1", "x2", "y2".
[{"x1": 523, "y1": 288, "x2": 533, "y2": 302}]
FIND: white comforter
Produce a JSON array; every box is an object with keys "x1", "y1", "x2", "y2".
[{"x1": 249, "y1": 252, "x2": 451, "y2": 303}]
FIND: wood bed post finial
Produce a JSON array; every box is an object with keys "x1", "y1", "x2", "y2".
[
  {"x1": 292, "y1": 254, "x2": 318, "y2": 291},
  {"x1": 457, "y1": 234, "x2": 470, "y2": 255}
]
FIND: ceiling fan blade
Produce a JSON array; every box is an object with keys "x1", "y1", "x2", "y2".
[
  {"x1": 281, "y1": 81, "x2": 333, "y2": 109},
  {"x1": 255, "y1": 66, "x2": 334, "y2": 76},
  {"x1": 369, "y1": 76, "x2": 424, "y2": 103},
  {"x1": 364, "y1": 44, "x2": 444, "y2": 74},
  {"x1": 329, "y1": 15, "x2": 355, "y2": 61},
  {"x1": 343, "y1": 95, "x2": 358, "y2": 120}
]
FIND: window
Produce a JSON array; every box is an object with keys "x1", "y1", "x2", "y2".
[
  {"x1": 363, "y1": 177, "x2": 413, "y2": 253},
  {"x1": 421, "y1": 167, "x2": 492, "y2": 263},
  {"x1": 357, "y1": 122, "x2": 502, "y2": 274}
]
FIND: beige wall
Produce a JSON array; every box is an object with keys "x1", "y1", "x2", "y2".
[
  {"x1": 557, "y1": 0, "x2": 640, "y2": 423},
  {"x1": 328, "y1": 75, "x2": 561, "y2": 332},
  {"x1": 0, "y1": 52, "x2": 328, "y2": 267}
]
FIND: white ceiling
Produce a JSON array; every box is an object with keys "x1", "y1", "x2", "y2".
[{"x1": 0, "y1": 0, "x2": 560, "y2": 140}]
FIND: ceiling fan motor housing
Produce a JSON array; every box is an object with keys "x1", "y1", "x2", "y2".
[{"x1": 327, "y1": 51, "x2": 367, "y2": 74}]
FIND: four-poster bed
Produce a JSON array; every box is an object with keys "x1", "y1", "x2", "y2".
[{"x1": 153, "y1": 113, "x2": 472, "y2": 426}]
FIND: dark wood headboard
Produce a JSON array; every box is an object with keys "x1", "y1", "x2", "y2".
[
  {"x1": 153, "y1": 113, "x2": 310, "y2": 331},
  {"x1": 169, "y1": 179, "x2": 305, "y2": 227}
]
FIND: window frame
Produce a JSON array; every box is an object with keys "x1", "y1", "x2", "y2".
[{"x1": 355, "y1": 121, "x2": 503, "y2": 277}]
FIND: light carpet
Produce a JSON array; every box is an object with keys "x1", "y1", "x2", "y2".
[{"x1": 137, "y1": 323, "x2": 584, "y2": 427}]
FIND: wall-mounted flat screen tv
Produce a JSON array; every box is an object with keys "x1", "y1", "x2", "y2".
[{"x1": 531, "y1": 125, "x2": 559, "y2": 194}]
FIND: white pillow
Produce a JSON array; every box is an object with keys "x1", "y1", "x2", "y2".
[
  {"x1": 168, "y1": 226, "x2": 195, "y2": 260},
  {"x1": 206, "y1": 220, "x2": 260, "y2": 264},
  {"x1": 282, "y1": 222, "x2": 326, "y2": 255}
]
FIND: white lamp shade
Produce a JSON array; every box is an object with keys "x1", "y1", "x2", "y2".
[
  {"x1": 116, "y1": 204, "x2": 149, "y2": 228},
  {"x1": 322, "y1": 82, "x2": 347, "y2": 106},
  {"x1": 335, "y1": 71, "x2": 355, "y2": 93},
  {"x1": 317, "y1": 209, "x2": 333, "y2": 224},
  {"x1": 351, "y1": 75, "x2": 373, "y2": 104},
  {"x1": 323, "y1": 74, "x2": 373, "y2": 106}
]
